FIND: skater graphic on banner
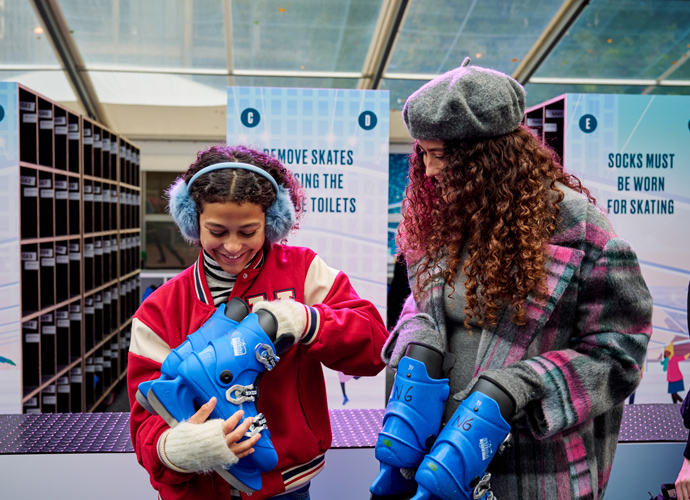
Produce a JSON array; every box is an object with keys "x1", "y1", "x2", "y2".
[{"x1": 662, "y1": 341, "x2": 690, "y2": 403}]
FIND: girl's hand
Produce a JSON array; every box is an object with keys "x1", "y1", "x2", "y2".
[
  {"x1": 188, "y1": 397, "x2": 260, "y2": 458},
  {"x1": 222, "y1": 408, "x2": 261, "y2": 459},
  {"x1": 676, "y1": 457, "x2": 690, "y2": 500}
]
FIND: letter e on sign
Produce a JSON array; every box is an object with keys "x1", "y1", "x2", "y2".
[{"x1": 579, "y1": 114, "x2": 597, "y2": 133}]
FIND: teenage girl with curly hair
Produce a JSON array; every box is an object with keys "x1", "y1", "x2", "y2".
[
  {"x1": 378, "y1": 58, "x2": 652, "y2": 500},
  {"x1": 400, "y1": 126, "x2": 595, "y2": 330}
]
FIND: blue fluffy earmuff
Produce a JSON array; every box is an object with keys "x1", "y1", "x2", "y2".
[{"x1": 167, "y1": 162, "x2": 296, "y2": 245}]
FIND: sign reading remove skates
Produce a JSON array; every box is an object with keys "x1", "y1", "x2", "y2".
[{"x1": 227, "y1": 86, "x2": 390, "y2": 321}]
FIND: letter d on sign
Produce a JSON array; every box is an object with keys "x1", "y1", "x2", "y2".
[{"x1": 358, "y1": 111, "x2": 377, "y2": 130}]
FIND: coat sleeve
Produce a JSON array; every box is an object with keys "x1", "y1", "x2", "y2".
[
  {"x1": 479, "y1": 237, "x2": 652, "y2": 439},
  {"x1": 381, "y1": 293, "x2": 445, "y2": 371},
  {"x1": 681, "y1": 394, "x2": 690, "y2": 459},
  {"x1": 299, "y1": 254, "x2": 389, "y2": 376},
  {"x1": 127, "y1": 313, "x2": 195, "y2": 487},
  {"x1": 682, "y1": 393, "x2": 690, "y2": 429}
]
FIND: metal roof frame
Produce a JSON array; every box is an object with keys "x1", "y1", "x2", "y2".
[
  {"x1": 357, "y1": 0, "x2": 411, "y2": 90},
  {"x1": 511, "y1": 0, "x2": 591, "y2": 85},
  {"x1": 21, "y1": 0, "x2": 689, "y2": 125},
  {"x1": 223, "y1": 0, "x2": 235, "y2": 87},
  {"x1": 29, "y1": 0, "x2": 107, "y2": 125},
  {"x1": 642, "y1": 47, "x2": 690, "y2": 94}
]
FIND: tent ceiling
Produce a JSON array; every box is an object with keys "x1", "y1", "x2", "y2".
[{"x1": 2, "y1": 0, "x2": 689, "y2": 140}]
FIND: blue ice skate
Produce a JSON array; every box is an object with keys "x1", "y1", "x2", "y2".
[
  {"x1": 370, "y1": 343, "x2": 452, "y2": 500},
  {"x1": 410, "y1": 379, "x2": 514, "y2": 500},
  {"x1": 136, "y1": 297, "x2": 249, "y2": 415},
  {"x1": 146, "y1": 310, "x2": 280, "y2": 493}
]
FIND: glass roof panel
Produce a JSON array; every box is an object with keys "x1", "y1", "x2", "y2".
[
  {"x1": 387, "y1": 0, "x2": 563, "y2": 76},
  {"x1": 0, "y1": 0, "x2": 63, "y2": 66},
  {"x1": 233, "y1": 77, "x2": 359, "y2": 90},
  {"x1": 646, "y1": 85, "x2": 690, "y2": 96},
  {"x1": 89, "y1": 72, "x2": 228, "y2": 106},
  {"x1": 534, "y1": 0, "x2": 690, "y2": 80},
  {"x1": 60, "y1": 0, "x2": 227, "y2": 69},
  {"x1": 664, "y1": 57, "x2": 690, "y2": 81},
  {"x1": 524, "y1": 83, "x2": 690, "y2": 109},
  {"x1": 0, "y1": 71, "x2": 77, "y2": 102},
  {"x1": 379, "y1": 78, "x2": 429, "y2": 112},
  {"x1": 231, "y1": 0, "x2": 383, "y2": 72}
]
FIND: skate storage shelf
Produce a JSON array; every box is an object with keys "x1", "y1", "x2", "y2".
[
  {"x1": 0, "y1": 82, "x2": 141, "y2": 414},
  {"x1": 523, "y1": 94, "x2": 566, "y2": 162}
]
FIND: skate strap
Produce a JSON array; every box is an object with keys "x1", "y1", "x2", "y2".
[
  {"x1": 226, "y1": 384, "x2": 258, "y2": 404},
  {"x1": 255, "y1": 343, "x2": 279, "y2": 371}
]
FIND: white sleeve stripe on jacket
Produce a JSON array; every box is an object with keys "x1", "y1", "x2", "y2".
[
  {"x1": 301, "y1": 306, "x2": 320, "y2": 345},
  {"x1": 130, "y1": 317, "x2": 172, "y2": 364},
  {"x1": 304, "y1": 255, "x2": 339, "y2": 306}
]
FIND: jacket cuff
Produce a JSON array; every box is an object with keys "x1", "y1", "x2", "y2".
[
  {"x1": 161, "y1": 419, "x2": 239, "y2": 474},
  {"x1": 300, "y1": 305, "x2": 320, "y2": 345},
  {"x1": 158, "y1": 429, "x2": 192, "y2": 474},
  {"x1": 151, "y1": 423, "x2": 178, "y2": 473},
  {"x1": 382, "y1": 313, "x2": 442, "y2": 370},
  {"x1": 684, "y1": 433, "x2": 690, "y2": 460},
  {"x1": 470, "y1": 362, "x2": 546, "y2": 415}
]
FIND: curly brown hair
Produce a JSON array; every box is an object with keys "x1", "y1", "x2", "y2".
[
  {"x1": 182, "y1": 144, "x2": 306, "y2": 227},
  {"x1": 397, "y1": 126, "x2": 596, "y2": 329}
]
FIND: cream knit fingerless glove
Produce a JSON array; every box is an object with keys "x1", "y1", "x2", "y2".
[
  {"x1": 158, "y1": 419, "x2": 239, "y2": 473},
  {"x1": 253, "y1": 299, "x2": 319, "y2": 346}
]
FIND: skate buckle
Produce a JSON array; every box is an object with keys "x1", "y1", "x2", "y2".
[
  {"x1": 245, "y1": 413, "x2": 268, "y2": 437},
  {"x1": 255, "y1": 343, "x2": 279, "y2": 371},
  {"x1": 226, "y1": 384, "x2": 258, "y2": 404},
  {"x1": 473, "y1": 472, "x2": 494, "y2": 500},
  {"x1": 497, "y1": 432, "x2": 512, "y2": 454}
]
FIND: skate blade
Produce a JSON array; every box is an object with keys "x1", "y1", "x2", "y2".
[
  {"x1": 214, "y1": 466, "x2": 257, "y2": 494},
  {"x1": 146, "y1": 388, "x2": 181, "y2": 428},
  {"x1": 135, "y1": 389, "x2": 158, "y2": 415}
]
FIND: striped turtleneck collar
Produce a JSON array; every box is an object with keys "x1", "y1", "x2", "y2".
[{"x1": 202, "y1": 248, "x2": 265, "y2": 306}]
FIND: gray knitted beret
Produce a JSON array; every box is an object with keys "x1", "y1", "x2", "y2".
[{"x1": 402, "y1": 57, "x2": 526, "y2": 141}]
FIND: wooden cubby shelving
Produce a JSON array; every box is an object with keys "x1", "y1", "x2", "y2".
[
  {"x1": 523, "y1": 94, "x2": 566, "y2": 162},
  {"x1": 1, "y1": 83, "x2": 141, "y2": 414}
]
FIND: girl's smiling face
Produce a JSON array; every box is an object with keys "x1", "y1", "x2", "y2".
[{"x1": 198, "y1": 201, "x2": 266, "y2": 275}]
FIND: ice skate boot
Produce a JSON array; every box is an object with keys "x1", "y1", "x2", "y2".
[
  {"x1": 146, "y1": 309, "x2": 281, "y2": 493},
  {"x1": 370, "y1": 343, "x2": 454, "y2": 500},
  {"x1": 136, "y1": 297, "x2": 249, "y2": 414},
  {"x1": 410, "y1": 378, "x2": 514, "y2": 500}
]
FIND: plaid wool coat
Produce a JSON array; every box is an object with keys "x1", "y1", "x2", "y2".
[{"x1": 383, "y1": 185, "x2": 652, "y2": 500}]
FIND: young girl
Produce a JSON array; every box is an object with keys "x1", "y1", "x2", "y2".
[
  {"x1": 127, "y1": 145, "x2": 388, "y2": 500},
  {"x1": 380, "y1": 58, "x2": 652, "y2": 500}
]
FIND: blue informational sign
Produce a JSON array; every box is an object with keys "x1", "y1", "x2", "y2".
[
  {"x1": 564, "y1": 94, "x2": 690, "y2": 401},
  {"x1": 228, "y1": 87, "x2": 390, "y2": 407},
  {"x1": 0, "y1": 82, "x2": 22, "y2": 413},
  {"x1": 0, "y1": 82, "x2": 19, "y2": 169},
  {"x1": 227, "y1": 87, "x2": 389, "y2": 313}
]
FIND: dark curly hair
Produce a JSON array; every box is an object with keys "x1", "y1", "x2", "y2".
[
  {"x1": 182, "y1": 144, "x2": 306, "y2": 231},
  {"x1": 397, "y1": 126, "x2": 596, "y2": 329}
]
